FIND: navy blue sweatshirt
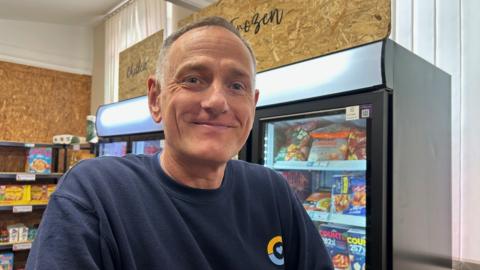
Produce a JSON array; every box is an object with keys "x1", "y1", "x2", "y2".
[{"x1": 26, "y1": 154, "x2": 333, "y2": 270}]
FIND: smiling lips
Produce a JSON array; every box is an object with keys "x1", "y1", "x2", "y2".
[{"x1": 193, "y1": 121, "x2": 236, "y2": 129}]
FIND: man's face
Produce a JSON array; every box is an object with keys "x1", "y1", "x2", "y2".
[{"x1": 152, "y1": 26, "x2": 258, "y2": 165}]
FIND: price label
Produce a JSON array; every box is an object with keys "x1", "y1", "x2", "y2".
[
  {"x1": 346, "y1": 106, "x2": 360, "y2": 120},
  {"x1": 13, "y1": 205, "x2": 33, "y2": 213},
  {"x1": 16, "y1": 173, "x2": 36, "y2": 181},
  {"x1": 24, "y1": 143, "x2": 35, "y2": 148},
  {"x1": 317, "y1": 161, "x2": 329, "y2": 168},
  {"x1": 307, "y1": 211, "x2": 328, "y2": 222},
  {"x1": 12, "y1": 242, "x2": 32, "y2": 251}
]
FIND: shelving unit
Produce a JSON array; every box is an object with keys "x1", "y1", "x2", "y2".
[
  {"x1": 306, "y1": 210, "x2": 366, "y2": 227},
  {"x1": 0, "y1": 141, "x2": 72, "y2": 268},
  {"x1": 0, "y1": 205, "x2": 47, "y2": 212},
  {"x1": 0, "y1": 172, "x2": 63, "y2": 182},
  {"x1": 267, "y1": 160, "x2": 366, "y2": 171},
  {"x1": 0, "y1": 242, "x2": 33, "y2": 252}
]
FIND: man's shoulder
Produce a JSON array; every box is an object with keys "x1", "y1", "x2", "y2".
[
  {"x1": 57, "y1": 154, "x2": 156, "y2": 194},
  {"x1": 70, "y1": 154, "x2": 153, "y2": 175}
]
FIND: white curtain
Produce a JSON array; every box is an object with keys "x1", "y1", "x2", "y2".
[
  {"x1": 104, "y1": 0, "x2": 167, "y2": 104},
  {"x1": 391, "y1": 0, "x2": 480, "y2": 265}
]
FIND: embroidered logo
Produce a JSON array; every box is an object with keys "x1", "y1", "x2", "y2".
[{"x1": 267, "y1": 235, "x2": 284, "y2": 266}]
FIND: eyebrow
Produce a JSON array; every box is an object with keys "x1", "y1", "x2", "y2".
[
  {"x1": 174, "y1": 62, "x2": 210, "y2": 77},
  {"x1": 228, "y1": 67, "x2": 251, "y2": 80},
  {"x1": 175, "y1": 61, "x2": 252, "y2": 80}
]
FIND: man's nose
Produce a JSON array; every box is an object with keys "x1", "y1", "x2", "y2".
[{"x1": 200, "y1": 81, "x2": 228, "y2": 114}]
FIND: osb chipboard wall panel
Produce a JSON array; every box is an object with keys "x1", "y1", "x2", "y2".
[
  {"x1": 179, "y1": 0, "x2": 390, "y2": 72},
  {"x1": 0, "y1": 61, "x2": 91, "y2": 144},
  {"x1": 0, "y1": 147, "x2": 27, "y2": 172},
  {"x1": 119, "y1": 30, "x2": 164, "y2": 101}
]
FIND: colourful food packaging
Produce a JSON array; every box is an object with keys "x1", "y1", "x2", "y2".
[
  {"x1": 331, "y1": 175, "x2": 351, "y2": 214},
  {"x1": 346, "y1": 177, "x2": 367, "y2": 216},
  {"x1": 280, "y1": 171, "x2": 311, "y2": 202},
  {"x1": 0, "y1": 252, "x2": 13, "y2": 270},
  {"x1": 0, "y1": 185, "x2": 30, "y2": 206},
  {"x1": 303, "y1": 191, "x2": 331, "y2": 212},
  {"x1": 319, "y1": 224, "x2": 351, "y2": 270},
  {"x1": 27, "y1": 147, "x2": 52, "y2": 173},
  {"x1": 30, "y1": 185, "x2": 48, "y2": 202},
  {"x1": 47, "y1": 184, "x2": 56, "y2": 199},
  {"x1": 275, "y1": 121, "x2": 320, "y2": 162},
  {"x1": 30, "y1": 184, "x2": 56, "y2": 204},
  {"x1": 347, "y1": 128, "x2": 367, "y2": 160},
  {"x1": 7, "y1": 225, "x2": 19, "y2": 244},
  {"x1": 0, "y1": 229, "x2": 8, "y2": 243},
  {"x1": 308, "y1": 124, "x2": 350, "y2": 162},
  {"x1": 347, "y1": 229, "x2": 366, "y2": 270},
  {"x1": 18, "y1": 226, "x2": 29, "y2": 243}
]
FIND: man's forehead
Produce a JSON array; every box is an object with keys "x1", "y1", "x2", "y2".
[
  {"x1": 172, "y1": 25, "x2": 239, "y2": 48},
  {"x1": 166, "y1": 25, "x2": 255, "y2": 72}
]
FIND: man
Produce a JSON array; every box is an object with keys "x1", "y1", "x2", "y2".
[{"x1": 26, "y1": 16, "x2": 333, "y2": 270}]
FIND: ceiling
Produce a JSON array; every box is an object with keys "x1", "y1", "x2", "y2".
[
  {"x1": 0, "y1": 0, "x2": 214, "y2": 27},
  {"x1": 0, "y1": 0, "x2": 125, "y2": 26}
]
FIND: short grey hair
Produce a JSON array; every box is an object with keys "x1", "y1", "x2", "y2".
[{"x1": 155, "y1": 16, "x2": 256, "y2": 86}]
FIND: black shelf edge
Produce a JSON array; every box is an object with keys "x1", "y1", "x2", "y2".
[
  {"x1": 0, "y1": 173, "x2": 63, "y2": 183},
  {"x1": 0, "y1": 205, "x2": 47, "y2": 212},
  {"x1": 0, "y1": 244, "x2": 13, "y2": 251},
  {"x1": 0, "y1": 172, "x2": 63, "y2": 178},
  {"x1": 0, "y1": 141, "x2": 64, "y2": 149},
  {"x1": 0, "y1": 242, "x2": 33, "y2": 251}
]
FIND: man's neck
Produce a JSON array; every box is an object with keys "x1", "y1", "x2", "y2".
[{"x1": 159, "y1": 149, "x2": 227, "y2": 189}]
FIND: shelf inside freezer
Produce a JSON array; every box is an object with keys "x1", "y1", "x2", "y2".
[
  {"x1": 307, "y1": 210, "x2": 366, "y2": 227},
  {"x1": 268, "y1": 160, "x2": 366, "y2": 171}
]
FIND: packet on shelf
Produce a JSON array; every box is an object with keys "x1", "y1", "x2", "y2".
[
  {"x1": 0, "y1": 252, "x2": 13, "y2": 270},
  {"x1": 331, "y1": 175, "x2": 351, "y2": 214},
  {"x1": 275, "y1": 121, "x2": 320, "y2": 162},
  {"x1": 0, "y1": 185, "x2": 30, "y2": 206},
  {"x1": 303, "y1": 191, "x2": 331, "y2": 212},
  {"x1": 280, "y1": 171, "x2": 311, "y2": 202},
  {"x1": 347, "y1": 229, "x2": 366, "y2": 270},
  {"x1": 319, "y1": 224, "x2": 351, "y2": 270},
  {"x1": 30, "y1": 184, "x2": 56, "y2": 204},
  {"x1": 347, "y1": 128, "x2": 366, "y2": 160},
  {"x1": 345, "y1": 177, "x2": 366, "y2": 216},
  {"x1": 307, "y1": 124, "x2": 351, "y2": 162},
  {"x1": 27, "y1": 147, "x2": 52, "y2": 174}
]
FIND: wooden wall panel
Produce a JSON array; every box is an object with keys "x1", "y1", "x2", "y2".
[
  {"x1": 179, "y1": 0, "x2": 390, "y2": 72},
  {"x1": 0, "y1": 61, "x2": 91, "y2": 144},
  {"x1": 119, "y1": 30, "x2": 164, "y2": 101},
  {"x1": 0, "y1": 147, "x2": 27, "y2": 172}
]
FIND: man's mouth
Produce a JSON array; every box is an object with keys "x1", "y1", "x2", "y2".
[{"x1": 193, "y1": 121, "x2": 234, "y2": 128}]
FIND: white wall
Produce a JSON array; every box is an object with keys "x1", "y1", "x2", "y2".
[
  {"x1": 91, "y1": 23, "x2": 106, "y2": 115},
  {"x1": 0, "y1": 18, "x2": 93, "y2": 75},
  {"x1": 170, "y1": 2, "x2": 194, "y2": 33},
  {"x1": 392, "y1": 0, "x2": 480, "y2": 265},
  {"x1": 460, "y1": 0, "x2": 480, "y2": 264}
]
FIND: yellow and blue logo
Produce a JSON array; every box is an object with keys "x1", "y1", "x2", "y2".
[{"x1": 267, "y1": 235, "x2": 284, "y2": 266}]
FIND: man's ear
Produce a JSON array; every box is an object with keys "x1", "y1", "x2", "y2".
[
  {"x1": 254, "y1": 89, "x2": 259, "y2": 105},
  {"x1": 147, "y1": 75, "x2": 162, "y2": 123}
]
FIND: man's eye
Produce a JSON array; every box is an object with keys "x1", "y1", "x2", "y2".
[
  {"x1": 184, "y1": 77, "x2": 200, "y2": 84},
  {"x1": 231, "y1": 82, "x2": 245, "y2": 91}
]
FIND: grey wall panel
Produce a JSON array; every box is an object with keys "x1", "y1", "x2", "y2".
[{"x1": 390, "y1": 41, "x2": 452, "y2": 270}]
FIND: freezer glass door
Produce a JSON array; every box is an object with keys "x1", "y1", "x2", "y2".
[{"x1": 262, "y1": 107, "x2": 369, "y2": 270}]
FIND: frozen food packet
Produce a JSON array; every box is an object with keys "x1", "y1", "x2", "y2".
[
  {"x1": 346, "y1": 176, "x2": 366, "y2": 216},
  {"x1": 347, "y1": 228, "x2": 366, "y2": 270},
  {"x1": 319, "y1": 224, "x2": 351, "y2": 269}
]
